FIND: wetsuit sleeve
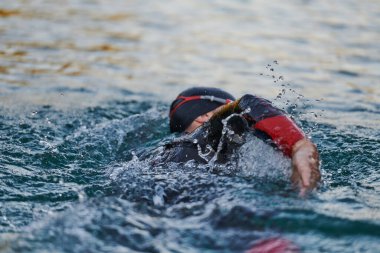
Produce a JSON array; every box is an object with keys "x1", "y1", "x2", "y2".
[{"x1": 238, "y1": 94, "x2": 305, "y2": 156}]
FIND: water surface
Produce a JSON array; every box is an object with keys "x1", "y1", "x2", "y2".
[{"x1": 1, "y1": 0, "x2": 379, "y2": 252}]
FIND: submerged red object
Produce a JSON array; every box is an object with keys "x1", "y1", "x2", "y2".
[{"x1": 246, "y1": 238, "x2": 300, "y2": 253}]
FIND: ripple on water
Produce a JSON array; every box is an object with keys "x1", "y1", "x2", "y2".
[
  {"x1": 0, "y1": 95, "x2": 379, "y2": 252},
  {"x1": 1, "y1": 0, "x2": 380, "y2": 252}
]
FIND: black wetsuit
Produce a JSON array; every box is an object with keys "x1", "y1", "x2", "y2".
[{"x1": 156, "y1": 94, "x2": 304, "y2": 164}]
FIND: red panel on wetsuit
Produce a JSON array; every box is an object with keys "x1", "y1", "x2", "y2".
[{"x1": 254, "y1": 115, "x2": 305, "y2": 157}]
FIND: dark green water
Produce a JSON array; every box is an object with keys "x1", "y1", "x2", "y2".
[
  {"x1": 1, "y1": 90, "x2": 379, "y2": 252},
  {"x1": 1, "y1": 0, "x2": 380, "y2": 252}
]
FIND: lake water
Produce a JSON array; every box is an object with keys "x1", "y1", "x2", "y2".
[{"x1": 1, "y1": 0, "x2": 379, "y2": 252}]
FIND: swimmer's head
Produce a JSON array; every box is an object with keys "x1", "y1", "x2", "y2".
[{"x1": 169, "y1": 87, "x2": 235, "y2": 133}]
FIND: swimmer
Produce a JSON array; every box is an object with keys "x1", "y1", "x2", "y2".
[{"x1": 159, "y1": 87, "x2": 321, "y2": 195}]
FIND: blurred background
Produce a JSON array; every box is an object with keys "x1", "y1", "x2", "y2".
[
  {"x1": 1, "y1": 1, "x2": 380, "y2": 252},
  {"x1": 1, "y1": 0, "x2": 379, "y2": 111}
]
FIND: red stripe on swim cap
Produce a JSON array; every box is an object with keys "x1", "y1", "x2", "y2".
[
  {"x1": 169, "y1": 95, "x2": 202, "y2": 118},
  {"x1": 169, "y1": 95, "x2": 233, "y2": 118}
]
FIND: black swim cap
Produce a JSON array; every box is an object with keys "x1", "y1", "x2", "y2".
[{"x1": 169, "y1": 87, "x2": 235, "y2": 133}]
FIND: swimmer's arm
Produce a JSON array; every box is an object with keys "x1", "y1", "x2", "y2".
[
  {"x1": 290, "y1": 138, "x2": 321, "y2": 196},
  {"x1": 254, "y1": 115, "x2": 322, "y2": 194},
  {"x1": 236, "y1": 94, "x2": 321, "y2": 194}
]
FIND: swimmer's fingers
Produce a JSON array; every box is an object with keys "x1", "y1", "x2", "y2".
[
  {"x1": 291, "y1": 158, "x2": 309, "y2": 196},
  {"x1": 307, "y1": 147, "x2": 321, "y2": 189},
  {"x1": 291, "y1": 139, "x2": 321, "y2": 196},
  {"x1": 290, "y1": 165, "x2": 302, "y2": 189},
  {"x1": 298, "y1": 159, "x2": 320, "y2": 196}
]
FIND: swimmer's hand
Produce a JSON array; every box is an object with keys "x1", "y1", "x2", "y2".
[{"x1": 291, "y1": 138, "x2": 321, "y2": 196}]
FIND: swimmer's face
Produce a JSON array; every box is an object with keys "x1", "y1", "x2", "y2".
[{"x1": 185, "y1": 105, "x2": 224, "y2": 133}]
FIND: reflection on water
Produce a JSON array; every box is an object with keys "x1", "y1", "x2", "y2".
[
  {"x1": 1, "y1": 0, "x2": 379, "y2": 107},
  {"x1": 1, "y1": 0, "x2": 380, "y2": 252}
]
